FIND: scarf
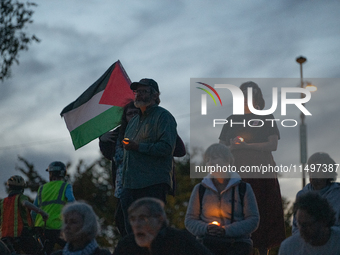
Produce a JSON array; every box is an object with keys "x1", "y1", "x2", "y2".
[{"x1": 62, "y1": 239, "x2": 98, "y2": 255}]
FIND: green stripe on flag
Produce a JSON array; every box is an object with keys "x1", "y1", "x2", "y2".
[{"x1": 70, "y1": 106, "x2": 123, "y2": 149}]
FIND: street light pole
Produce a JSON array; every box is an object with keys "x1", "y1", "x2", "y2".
[{"x1": 296, "y1": 56, "x2": 307, "y2": 188}]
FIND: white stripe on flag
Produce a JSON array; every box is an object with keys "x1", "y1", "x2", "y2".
[{"x1": 63, "y1": 91, "x2": 112, "y2": 132}]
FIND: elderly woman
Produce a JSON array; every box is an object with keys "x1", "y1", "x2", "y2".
[
  {"x1": 51, "y1": 202, "x2": 110, "y2": 255},
  {"x1": 113, "y1": 197, "x2": 212, "y2": 255},
  {"x1": 292, "y1": 152, "x2": 340, "y2": 234}
]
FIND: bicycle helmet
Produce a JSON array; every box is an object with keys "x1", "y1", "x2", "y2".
[
  {"x1": 46, "y1": 161, "x2": 67, "y2": 177},
  {"x1": 7, "y1": 175, "x2": 26, "y2": 187}
]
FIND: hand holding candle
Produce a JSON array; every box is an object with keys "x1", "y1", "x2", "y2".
[
  {"x1": 122, "y1": 138, "x2": 139, "y2": 151},
  {"x1": 230, "y1": 136, "x2": 247, "y2": 151},
  {"x1": 235, "y1": 136, "x2": 244, "y2": 144},
  {"x1": 207, "y1": 221, "x2": 224, "y2": 236},
  {"x1": 211, "y1": 221, "x2": 221, "y2": 226}
]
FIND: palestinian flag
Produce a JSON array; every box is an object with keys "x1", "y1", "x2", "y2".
[{"x1": 60, "y1": 60, "x2": 134, "y2": 150}]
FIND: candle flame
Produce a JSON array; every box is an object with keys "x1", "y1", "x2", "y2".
[
  {"x1": 235, "y1": 136, "x2": 244, "y2": 144},
  {"x1": 211, "y1": 221, "x2": 220, "y2": 226}
]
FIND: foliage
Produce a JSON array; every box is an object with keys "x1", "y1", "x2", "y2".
[
  {"x1": 15, "y1": 155, "x2": 48, "y2": 192},
  {"x1": 0, "y1": 0, "x2": 40, "y2": 81},
  {"x1": 166, "y1": 153, "x2": 202, "y2": 229},
  {"x1": 282, "y1": 196, "x2": 294, "y2": 238},
  {"x1": 268, "y1": 196, "x2": 294, "y2": 255},
  {"x1": 70, "y1": 157, "x2": 120, "y2": 248}
]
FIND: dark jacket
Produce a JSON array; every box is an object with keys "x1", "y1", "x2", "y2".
[
  {"x1": 123, "y1": 104, "x2": 178, "y2": 189},
  {"x1": 51, "y1": 247, "x2": 111, "y2": 255},
  {"x1": 113, "y1": 227, "x2": 213, "y2": 255}
]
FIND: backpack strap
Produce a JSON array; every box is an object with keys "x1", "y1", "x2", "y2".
[
  {"x1": 232, "y1": 181, "x2": 247, "y2": 222},
  {"x1": 198, "y1": 181, "x2": 247, "y2": 221},
  {"x1": 198, "y1": 184, "x2": 206, "y2": 214},
  {"x1": 238, "y1": 181, "x2": 247, "y2": 208},
  {"x1": 231, "y1": 186, "x2": 236, "y2": 223}
]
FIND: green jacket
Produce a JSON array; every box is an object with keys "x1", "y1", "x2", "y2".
[{"x1": 123, "y1": 104, "x2": 177, "y2": 189}]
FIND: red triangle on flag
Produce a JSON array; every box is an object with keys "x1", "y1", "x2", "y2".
[{"x1": 99, "y1": 61, "x2": 134, "y2": 107}]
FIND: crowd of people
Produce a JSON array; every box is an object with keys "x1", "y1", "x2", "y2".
[{"x1": 1, "y1": 79, "x2": 339, "y2": 255}]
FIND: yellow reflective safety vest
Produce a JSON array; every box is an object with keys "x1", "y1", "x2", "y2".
[{"x1": 35, "y1": 181, "x2": 68, "y2": 229}]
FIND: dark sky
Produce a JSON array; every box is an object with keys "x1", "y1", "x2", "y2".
[{"x1": 1, "y1": 0, "x2": 340, "y2": 202}]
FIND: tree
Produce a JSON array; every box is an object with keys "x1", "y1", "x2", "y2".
[
  {"x1": 282, "y1": 196, "x2": 294, "y2": 237},
  {"x1": 166, "y1": 152, "x2": 202, "y2": 229},
  {"x1": 15, "y1": 155, "x2": 48, "y2": 192},
  {"x1": 70, "y1": 157, "x2": 120, "y2": 248},
  {"x1": 268, "y1": 197, "x2": 293, "y2": 255},
  {"x1": 0, "y1": 0, "x2": 39, "y2": 81}
]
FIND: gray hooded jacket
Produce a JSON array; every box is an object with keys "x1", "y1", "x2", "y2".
[{"x1": 185, "y1": 173, "x2": 259, "y2": 245}]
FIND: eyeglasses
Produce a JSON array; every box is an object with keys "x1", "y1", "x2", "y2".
[
  {"x1": 128, "y1": 214, "x2": 153, "y2": 225},
  {"x1": 133, "y1": 89, "x2": 151, "y2": 95}
]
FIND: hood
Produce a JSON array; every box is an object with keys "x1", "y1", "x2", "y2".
[
  {"x1": 201, "y1": 172, "x2": 242, "y2": 193},
  {"x1": 302, "y1": 182, "x2": 340, "y2": 196}
]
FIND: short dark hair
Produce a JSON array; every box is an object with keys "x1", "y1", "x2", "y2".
[
  {"x1": 294, "y1": 192, "x2": 335, "y2": 228},
  {"x1": 308, "y1": 152, "x2": 337, "y2": 183},
  {"x1": 120, "y1": 100, "x2": 139, "y2": 136},
  {"x1": 204, "y1": 143, "x2": 234, "y2": 165},
  {"x1": 240, "y1": 81, "x2": 265, "y2": 110}
]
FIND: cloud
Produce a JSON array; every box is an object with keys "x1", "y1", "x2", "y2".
[{"x1": 1, "y1": 0, "x2": 340, "y2": 203}]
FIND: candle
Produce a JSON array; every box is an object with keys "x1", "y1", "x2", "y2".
[
  {"x1": 235, "y1": 136, "x2": 244, "y2": 144},
  {"x1": 123, "y1": 138, "x2": 130, "y2": 145},
  {"x1": 211, "y1": 221, "x2": 220, "y2": 226}
]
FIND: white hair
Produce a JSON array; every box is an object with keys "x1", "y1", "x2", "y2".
[{"x1": 62, "y1": 201, "x2": 100, "y2": 240}]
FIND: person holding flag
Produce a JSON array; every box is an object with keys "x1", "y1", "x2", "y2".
[
  {"x1": 120, "y1": 78, "x2": 178, "y2": 234},
  {"x1": 60, "y1": 62, "x2": 184, "y2": 234}
]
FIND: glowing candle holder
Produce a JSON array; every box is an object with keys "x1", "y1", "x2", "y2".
[
  {"x1": 123, "y1": 138, "x2": 130, "y2": 145},
  {"x1": 235, "y1": 136, "x2": 244, "y2": 144},
  {"x1": 211, "y1": 221, "x2": 220, "y2": 226}
]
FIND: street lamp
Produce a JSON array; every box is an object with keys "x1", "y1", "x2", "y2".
[
  {"x1": 296, "y1": 56, "x2": 308, "y2": 188},
  {"x1": 305, "y1": 82, "x2": 317, "y2": 92}
]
